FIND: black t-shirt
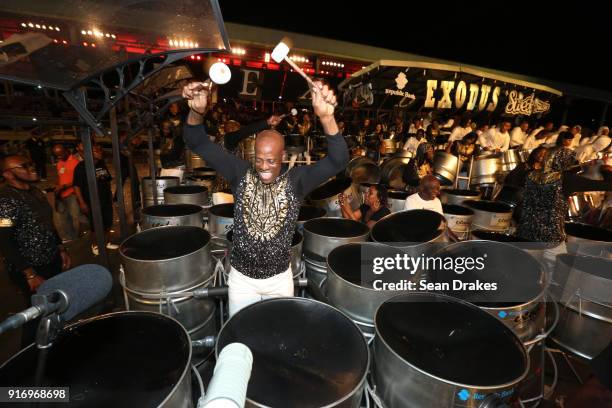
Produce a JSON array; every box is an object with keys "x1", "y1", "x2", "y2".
[
  {"x1": 160, "y1": 125, "x2": 185, "y2": 168},
  {"x1": 25, "y1": 137, "x2": 46, "y2": 159},
  {"x1": 73, "y1": 160, "x2": 113, "y2": 208},
  {"x1": 359, "y1": 204, "x2": 390, "y2": 224}
]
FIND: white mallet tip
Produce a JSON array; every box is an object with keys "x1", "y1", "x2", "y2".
[
  {"x1": 209, "y1": 62, "x2": 232, "y2": 85},
  {"x1": 271, "y1": 41, "x2": 290, "y2": 64}
]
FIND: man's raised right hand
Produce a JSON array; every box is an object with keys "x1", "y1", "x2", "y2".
[{"x1": 182, "y1": 82, "x2": 209, "y2": 115}]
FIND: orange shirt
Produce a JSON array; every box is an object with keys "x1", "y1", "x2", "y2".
[{"x1": 56, "y1": 155, "x2": 80, "y2": 198}]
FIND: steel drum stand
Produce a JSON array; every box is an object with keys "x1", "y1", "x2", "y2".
[
  {"x1": 211, "y1": 247, "x2": 229, "y2": 327},
  {"x1": 453, "y1": 156, "x2": 474, "y2": 189},
  {"x1": 542, "y1": 287, "x2": 594, "y2": 387}
]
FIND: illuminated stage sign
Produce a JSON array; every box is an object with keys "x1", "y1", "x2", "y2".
[
  {"x1": 344, "y1": 62, "x2": 561, "y2": 116},
  {"x1": 382, "y1": 75, "x2": 552, "y2": 116}
]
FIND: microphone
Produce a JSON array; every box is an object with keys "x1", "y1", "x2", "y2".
[
  {"x1": 198, "y1": 343, "x2": 253, "y2": 408},
  {"x1": 0, "y1": 264, "x2": 113, "y2": 335}
]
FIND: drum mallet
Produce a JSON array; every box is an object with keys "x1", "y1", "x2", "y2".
[{"x1": 271, "y1": 37, "x2": 337, "y2": 106}]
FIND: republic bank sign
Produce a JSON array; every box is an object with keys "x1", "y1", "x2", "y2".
[{"x1": 386, "y1": 72, "x2": 552, "y2": 116}]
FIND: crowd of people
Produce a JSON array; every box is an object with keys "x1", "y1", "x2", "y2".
[
  {"x1": 1, "y1": 94, "x2": 611, "y2": 310},
  {"x1": 344, "y1": 114, "x2": 610, "y2": 164}
]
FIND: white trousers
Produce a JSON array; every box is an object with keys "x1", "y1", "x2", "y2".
[
  {"x1": 160, "y1": 167, "x2": 185, "y2": 183},
  {"x1": 227, "y1": 266, "x2": 294, "y2": 317}
]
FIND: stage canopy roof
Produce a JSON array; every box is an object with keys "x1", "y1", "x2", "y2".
[{"x1": 0, "y1": 0, "x2": 229, "y2": 90}]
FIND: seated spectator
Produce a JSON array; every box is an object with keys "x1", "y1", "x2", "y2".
[
  {"x1": 338, "y1": 184, "x2": 390, "y2": 228},
  {"x1": 403, "y1": 175, "x2": 443, "y2": 215},
  {"x1": 402, "y1": 142, "x2": 434, "y2": 191}
]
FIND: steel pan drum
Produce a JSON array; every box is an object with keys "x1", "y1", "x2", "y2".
[
  {"x1": 567, "y1": 191, "x2": 606, "y2": 222},
  {"x1": 308, "y1": 177, "x2": 360, "y2": 217},
  {"x1": 142, "y1": 176, "x2": 180, "y2": 207},
  {"x1": 442, "y1": 204, "x2": 474, "y2": 240},
  {"x1": 433, "y1": 151, "x2": 460, "y2": 185},
  {"x1": 432, "y1": 240, "x2": 546, "y2": 341},
  {"x1": 192, "y1": 166, "x2": 216, "y2": 177},
  {"x1": 120, "y1": 226, "x2": 212, "y2": 294},
  {"x1": 387, "y1": 190, "x2": 409, "y2": 213},
  {"x1": 464, "y1": 200, "x2": 513, "y2": 232},
  {"x1": 141, "y1": 204, "x2": 204, "y2": 230},
  {"x1": 303, "y1": 217, "x2": 370, "y2": 259},
  {"x1": 472, "y1": 155, "x2": 501, "y2": 185},
  {"x1": 381, "y1": 139, "x2": 399, "y2": 155},
  {"x1": 380, "y1": 157, "x2": 410, "y2": 189},
  {"x1": 164, "y1": 185, "x2": 209, "y2": 207},
  {"x1": 565, "y1": 222, "x2": 612, "y2": 258},
  {"x1": 551, "y1": 254, "x2": 612, "y2": 359},
  {"x1": 208, "y1": 203, "x2": 235, "y2": 237},
  {"x1": 370, "y1": 210, "x2": 445, "y2": 248},
  {"x1": 185, "y1": 149, "x2": 206, "y2": 172},
  {"x1": 372, "y1": 293, "x2": 529, "y2": 408},
  {"x1": 501, "y1": 149, "x2": 521, "y2": 172},
  {"x1": 345, "y1": 157, "x2": 380, "y2": 184},
  {"x1": 326, "y1": 243, "x2": 415, "y2": 333},
  {"x1": 216, "y1": 298, "x2": 369, "y2": 408},
  {"x1": 0, "y1": 312, "x2": 192, "y2": 408},
  {"x1": 441, "y1": 189, "x2": 481, "y2": 206},
  {"x1": 297, "y1": 205, "x2": 327, "y2": 233}
]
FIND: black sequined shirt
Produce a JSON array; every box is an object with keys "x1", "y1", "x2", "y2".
[
  {"x1": 0, "y1": 185, "x2": 61, "y2": 271},
  {"x1": 185, "y1": 124, "x2": 349, "y2": 278}
]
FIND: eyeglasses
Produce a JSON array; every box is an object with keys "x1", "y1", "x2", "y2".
[{"x1": 7, "y1": 162, "x2": 35, "y2": 170}]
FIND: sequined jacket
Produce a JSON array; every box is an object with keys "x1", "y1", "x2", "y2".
[
  {"x1": 185, "y1": 124, "x2": 349, "y2": 278},
  {"x1": 0, "y1": 185, "x2": 61, "y2": 271}
]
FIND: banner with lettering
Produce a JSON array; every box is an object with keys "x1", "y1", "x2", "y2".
[{"x1": 339, "y1": 61, "x2": 561, "y2": 117}]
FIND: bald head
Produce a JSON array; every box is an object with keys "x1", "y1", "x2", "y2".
[
  {"x1": 254, "y1": 130, "x2": 285, "y2": 184},
  {"x1": 224, "y1": 120, "x2": 241, "y2": 134},
  {"x1": 419, "y1": 175, "x2": 441, "y2": 200},
  {"x1": 52, "y1": 144, "x2": 68, "y2": 161},
  {"x1": 1, "y1": 154, "x2": 38, "y2": 183}
]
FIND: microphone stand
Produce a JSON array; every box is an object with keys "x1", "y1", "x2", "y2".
[{"x1": 31, "y1": 293, "x2": 68, "y2": 408}]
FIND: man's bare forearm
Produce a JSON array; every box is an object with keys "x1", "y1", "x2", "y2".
[
  {"x1": 187, "y1": 110, "x2": 204, "y2": 126},
  {"x1": 319, "y1": 116, "x2": 339, "y2": 136}
]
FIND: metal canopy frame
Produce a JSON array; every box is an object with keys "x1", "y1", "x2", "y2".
[
  {"x1": 0, "y1": 0, "x2": 230, "y2": 267},
  {"x1": 62, "y1": 52, "x2": 215, "y2": 267}
]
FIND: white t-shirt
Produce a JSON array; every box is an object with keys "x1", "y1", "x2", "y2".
[
  {"x1": 570, "y1": 133, "x2": 582, "y2": 149},
  {"x1": 592, "y1": 135, "x2": 611, "y2": 152},
  {"x1": 448, "y1": 126, "x2": 471, "y2": 143},
  {"x1": 510, "y1": 127, "x2": 528, "y2": 147},
  {"x1": 403, "y1": 136, "x2": 424, "y2": 154},
  {"x1": 528, "y1": 127, "x2": 544, "y2": 139},
  {"x1": 404, "y1": 193, "x2": 443, "y2": 215},
  {"x1": 522, "y1": 134, "x2": 545, "y2": 151},
  {"x1": 478, "y1": 127, "x2": 510, "y2": 152}
]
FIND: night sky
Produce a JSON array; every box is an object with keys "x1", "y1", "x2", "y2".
[{"x1": 220, "y1": 1, "x2": 612, "y2": 93}]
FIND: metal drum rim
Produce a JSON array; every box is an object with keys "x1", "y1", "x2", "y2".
[
  {"x1": 215, "y1": 297, "x2": 370, "y2": 408},
  {"x1": 565, "y1": 222, "x2": 612, "y2": 245},
  {"x1": 370, "y1": 209, "x2": 445, "y2": 245},
  {"x1": 464, "y1": 199, "x2": 513, "y2": 214},
  {"x1": 0, "y1": 311, "x2": 193, "y2": 408},
  {"x1": 119, "y1": 226, "x2": 211, "y2": 263},
  {"x1": 303, "y1": 217, "x2": 371, "y2": 240},
  {"x1": 326, "y1": 242, "x2": 411, "y2": 293},
  {"x1": 435, "y1": 239, "x2": 548, "y2": 309},
  {"x1": 373, "y1": 292, "x2": 530, "y2": 390}
]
